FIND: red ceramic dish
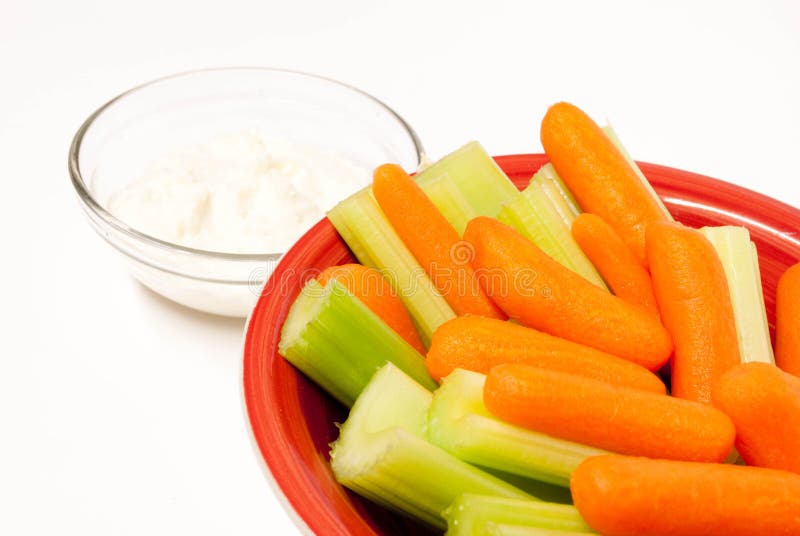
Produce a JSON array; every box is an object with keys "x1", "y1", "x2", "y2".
[{"x1": 243, "y1": 154, "x2": 800, "y2": 535}]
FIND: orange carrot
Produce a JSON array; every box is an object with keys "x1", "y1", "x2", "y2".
[
  {"x1": 776, "y1": 262, "x2": 800, "y2": 376},
  {"x1": 571, "y1": 455, "x2": 800, "y2": 536},
  {"x1": 426, "y1": 316, "x2": 665, "y2": 394},
  {"x1": 484, "y1": 364, "x2": 734, "y2": 462},
  {"x1": 571, "y1": 213, "x2": 660, "y2": 318},
  {"x1": 372, "y1": 164, "x2": 505, "y2": 319},
  {"x1": 317, "y1": 263, "x2": 426, "y2": 353},
  {"x1": 712, "y1": 362, "x2": 800, "y2": 474},
  {"x1": 540, "y1": 102, "x2": 668, "y2": 265},
  {"x1": 464, "y1": 216, "x2": 672, "y2": 371},
  {"x1": 646, "y1": 221, "x2": 740, "y2": 403}
]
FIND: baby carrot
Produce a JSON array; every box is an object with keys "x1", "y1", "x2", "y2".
[
  {"x1": 571, "y1": 455, "x2": 800, "y2": 536},
  {"x1": 372, "y1": 164, "x2": 505, "y2": 319},
  {"x1": 646, "y1": 221, "x2": 740, "y2": 403},
  {"x1": 464, "y1": 216, "x2": 672, "y2": 371},
  {"x1": 426, "y1": 316, "x2": 665, "y2": 394},
  {"x1": 484, "y1": 364, "x2": 734, "y2": 462},
  {"x1": 317, "y1": 263, "x2": 426, "y2": 353},
  {"x1": 571, "y1": 213, "x2": 660, "y2": 318},
  {"x1": 712, "y1": 362, "x2": 800, "y2": 474},
  {"x1": 776, "y1": 262, "x2": 800, "y2": 376},
  {"x1": 540, "y1": 102, "x2": 668, "y2": 265}
]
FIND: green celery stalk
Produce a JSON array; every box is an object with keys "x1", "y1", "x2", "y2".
[
  {"x1": 527, "y1": 179, "x2": 580, "y2": 231},
  {"x1": 327, "y1": 188, "x2": 455, "y2": 346},
  {"x1": 602, "y1": 124, "x2": 673, "y2": 221},
  {"x1": 477, "y1": 467, "x2": 572, "y2": 505},
  {"x1": 330, "y1": 364, "x2": 532, "y2": 529},
  {"x1": 527, "y1": 163, "x2": 581, "y2": 218},
  {"x1": 498, "y1": 186, "x2": 607, "y2": 290},
  {"x1": 444, "y1": 494, "x2": 596, "y2": 536},
  {"x1": 427, "y1": 369, "x2": 608, "y2": 488},
  {"x1": 485, "y1": 526, "x2": 596, "y2": 536},
  {"x1": 699, "y1": 226, "x2": 774, "y2": 364},
  {"x1": 415, "y1": 141, "x2": 520, "y2": 221},
  {"x1": 422, "y1": 174, "x2": 479, "y2": 236},
  {"x1": 278, "y1": 279, "x2": 436, "y2": 406}
]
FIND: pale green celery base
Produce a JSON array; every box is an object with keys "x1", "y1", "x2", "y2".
[
  {"x1": 486, "y1": 526, "x2": 596, "y2": 536},
  {"x1": 343, "y1": 362, "x2": 432, "y2": 438},
  {"x1": 325, "y1": 198, "x2": 372, "y2": 267},
  {"x1": 478, "y1": 467, "x2": 573, "y2": 504},
  {"x1": 498, "y1": 188, "x2": 607, "y2": 290},
  {"x1": 531, "y1": 178, "x2": 579, "y2": 229},
  {"x1": 327, "y1": 189, "x2": 455, "y2": 346},
  {"x1": 278, "y1": 279, "x2": 436, "y2": 407},
  {"x1": 444, "y1": 494, "x2": 595, "y2": 536},
  {"x1": 422, "y1": 174, "x2": 478, "y2": 236},
  {"x1": 415, "y1": 141, "x2": 519, "y2": 220},
  {"x1": 699, "y1": 226, "x2": 774, "y2": 364},
  {"x1": 751, "y1": 241, "x2": 772, "y2": 359},
  {"x1": 428, "y1": 369, "x2": 608, "y2": 488},
  {"x1": 602, "y1": 124, "x2": 673, "y2": 221},
  {"x1": 331, "y1": 364, "x2": 531, "y2": 529},
  {"x1": 527, "y1": 163, "x2": 581, "y2": 217}
]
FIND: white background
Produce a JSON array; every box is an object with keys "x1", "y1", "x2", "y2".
[{"x1": 2, "y1": 1, "x2": 799, "y2": 534}]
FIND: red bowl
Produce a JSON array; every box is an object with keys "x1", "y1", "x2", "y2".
[{"x1": 243, "y1": 154, "x2": 800, "y2": 535}]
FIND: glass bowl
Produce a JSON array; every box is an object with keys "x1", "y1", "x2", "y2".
[
  {"x1": 243, "y1": 154, "x2": 800, "y2": 535},
  {"x1": 68, "y1": 67, "x2": 424, "y2": 317}
]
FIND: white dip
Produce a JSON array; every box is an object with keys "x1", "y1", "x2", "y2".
[{"x1": 108, "y1": 131, "x2": 368, "y2": 253}]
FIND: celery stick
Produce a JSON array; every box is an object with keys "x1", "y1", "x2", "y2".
[
  {"x1": 527, "y1": 163, "x2": 581, "y2": 218},
  {"x1": 485, "y1": 526, "x2": 595, "y2": 536},
  {"x1": 336, "y1": 362, "x2": 432, "y2": 439},
  {"x1": 498, "y1": 187, "x2": 607, "y2": 290},
  {"x1": 699, "y1": 226, "x2": 774, "y2": 364},
  {"x1": 522, "y1": 181, "x2": 576, "y2": 229},
  {"x1": 480, "y1": 468, "x2": 572, "y2": 505},
  {"x1": 331, "y1": 364, "x2": 532, "y2": 529},
  {"x1": 423, "y1": 174, "x2": 478, "y2": 236},
  {"x1": 327, "y1": 189, "x2": 455, "y2": 345},
  {"x1": 427, "y1": 369, "x2": 608, "y2": 487},
  {"x1": 602, "y1": 124, "x2": 673, "y2": 221},
  {"x1": 444, "y1": 494, "x2": 596, "y2": 536},
  {"x1": 415, "y1": 141, "x2": 520, "y2": 220},
  {"x1": 278, "y1": 279, "x2": 436, "y2": 406}
]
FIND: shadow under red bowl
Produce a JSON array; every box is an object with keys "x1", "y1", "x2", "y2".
[{"x1": 243, "y1": 154, "x2": 800, "y2": 535}]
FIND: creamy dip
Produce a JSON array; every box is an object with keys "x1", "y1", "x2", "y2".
[{"x1": 108, "y1": 131, "x2": 368, "y2": 253}]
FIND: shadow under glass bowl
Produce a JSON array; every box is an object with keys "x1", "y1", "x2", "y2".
[
  {"x1": 243, "y1": 154, "x2": 800, "y2": 535},
  {"x1": 69, "y1": 67, "x2": 424, "y2": 317}
]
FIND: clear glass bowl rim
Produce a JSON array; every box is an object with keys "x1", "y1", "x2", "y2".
[{"x1": 67, "y1": 66, "x2": 426, "y2": 262}]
